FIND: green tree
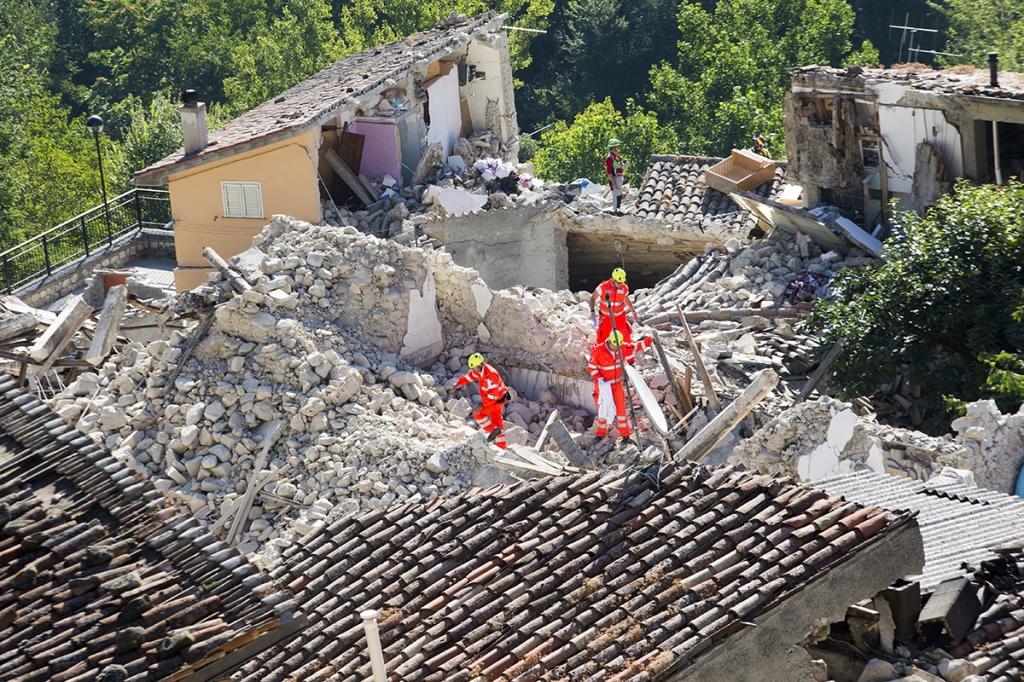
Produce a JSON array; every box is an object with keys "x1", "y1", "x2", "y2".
[
  {"x1": 647, "y1": 0, "x2": 856, "y2": 157},
  {"x1": 108, "y1": 93, "x2": 183, "y2": 181},
  {"x1": 810, "y1": 181, "x2": 1024, "y2": 417},
  {"x1": 224, "y1": 0, "x2": 349, "y2": 115},
  {"x1": 931, "y1": 0, "x2": 1023, "y2": 70},
  {"x1": 531, "y1": 98, "x2": 676, "y2": 185}
]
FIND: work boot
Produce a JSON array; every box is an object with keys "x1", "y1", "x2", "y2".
[{"x1": 486, "y1": 428, "x2": 504, "y2": 444}]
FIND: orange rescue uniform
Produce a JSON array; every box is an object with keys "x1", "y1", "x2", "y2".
[
  {"x1": 587, "y1": 341, "x2": 631, "y2": 438},
  {"x1": 455, "y1": 363, "x2": 508, "y2": 449},
  {"x1": 595, "y1": 278, "x2": 633, "y2": 345}
]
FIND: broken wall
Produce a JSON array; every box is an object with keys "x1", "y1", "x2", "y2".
[
  {"x1": 462, "y1": 33, "x2": 519, "y2": 160},
  {"x1": 430, "y1": 249, "x2": 593, "y2": 377},
  {"x1": 951, "y1": 400, "x2": 1024, "y2": 494},
  {"x1": 784, "y1": 91, "x2": 862, "y2": 191},
  {"x1": 729, "y1": 397, "x2": 970, "y2": 482},
  {"x1": 432, "y1": 202, "x2": 569, "y2": 290}
]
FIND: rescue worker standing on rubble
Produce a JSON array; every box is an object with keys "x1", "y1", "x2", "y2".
[
  {"x1": 606, "y1": 139, "x2": 628, "y2": 215},
  {"x1": 590, "y1": 267, "x2": 639, "y2": 345},
  {"x1": 588, "y1": 331, "x2": 633, "y2": 439},
  {"x1": 449, "y1": 353, "x2": 509, "y2": 450}
]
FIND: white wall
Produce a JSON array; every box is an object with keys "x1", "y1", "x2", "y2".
[
  {"x1": 426, "y1": 69, "x2": 462, "y2": 158},
  {"x1": 875, "y1": 82, "x2": 964, "y2": 194}
]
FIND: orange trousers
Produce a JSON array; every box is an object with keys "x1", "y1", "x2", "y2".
[
  {"x1": 474, "y1": 402, "x2": 507, "y2": 449},
  {"x1": 593, "y1": 379, "x2": 631, "y2": 438}
]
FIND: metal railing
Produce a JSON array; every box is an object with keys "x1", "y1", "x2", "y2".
[{"x1": 0, "y1": 188, "x2": 172, "y2": 294}]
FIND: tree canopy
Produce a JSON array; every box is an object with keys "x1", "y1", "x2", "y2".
[{"x1": 810, "y1": 181, "x2": 1024, "y2": 417}]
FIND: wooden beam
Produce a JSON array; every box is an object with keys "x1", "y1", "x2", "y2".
[
  {"x1": 325, "y1": 148, "x2": 376, "y2": 206},
  {"x1": 227, "y1": 420, "x2": 285, "y2": 545},
  {"x1": 651, "y1": 332, "x2": 689, "y2": 424},
  {"x1": 792, "y1": 338, "x2": 845, "y2": 406},
  {"x1": 676, "y1": 304, "x2": 721, "y2": 413},
  {"x1": 203, "y1": 247, "x2": 250, "y2": 294},
  {"x1": 533, "y1": 409, "x2": 559, "y2": 451},
  {"x1": 675, "y1": 369, "x2": 779, "y2": 462},
  {"x1": 544, "y1": 419, "x2": 590, "y2": 468}
]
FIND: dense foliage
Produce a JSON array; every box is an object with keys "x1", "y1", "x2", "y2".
[{"x1": 810, "y1": 182, "x2": 1024, "y2": 415}]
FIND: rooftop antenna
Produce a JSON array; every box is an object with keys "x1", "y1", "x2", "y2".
[{"x1": 890, "y1": 16, "x2": 939, "y2": 63}]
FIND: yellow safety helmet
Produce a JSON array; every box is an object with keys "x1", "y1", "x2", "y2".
[
  {"x1": 611, "y1": 268, "x2": 627, "y2": 283},
  {"x1": 607, "y1": 331, "x2": 623, "y2": 347},
  {"x1": 468, "y1": 353, "x2": 485, "y2": 369}
]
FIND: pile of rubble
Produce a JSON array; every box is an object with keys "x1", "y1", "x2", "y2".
[
  {"x1": 729, "y1": 396, "x2": 970, "y2": 482},
  {"x1": 47, "y1": 216, "x2": 604, "y2": 563}
]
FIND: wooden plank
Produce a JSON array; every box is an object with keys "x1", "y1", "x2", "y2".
[
  {"x1": 675, "y1": 369, "x2": 779, "y2": 462},
  {"x1": 325, "y1": 148, "x2": 376, "y2": 206},
  {"x1": 792, "y1": 338, "x2": 845, "y2": 406},
  {"x1": 227, "y1": 420, "x2": 285, "y2": 545},
  {"x1": 339, "y1": 130, "x2": 365, "y2": 175},
  {"x1": 493, "y1": 455, "x2": 563, "y2": 477},
  {"x1": 651, "y1": 333, "x2": 688, "y2": 424},
  {"x1": 533, "y1": 409, "x2": 559, "y2": 451},
  {"x1": 0, "y1": 313, "x2": 41, "y2": 342},
  {"x1": 203, "y1": 247, "x2": 250, "y2": 294},
  {"x1": 506, "y1": 444, "x2": 564, "y2": 474},
  {"x1": 545, "y1": 419, "x2": 590, "y2": 468},
  {"x1": 38, "y1": 306, "x2": 94, "y2": 374},
  {"x1": 676, "y1": 304, "x2": 721, "y2": 413},
  {"x1": 174, "y1": 615, "x2": 307, "y2": 682}
]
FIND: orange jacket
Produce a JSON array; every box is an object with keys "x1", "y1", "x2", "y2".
[
  {"x1": 596, "y1": 279, "x2": 629, "y2": 318},
  {"x1": 456, "y1": 363, "x2": 508, "y2": 405},
  {"x1": 588, "y1": 342, "x2": 624, "y2": 382}
]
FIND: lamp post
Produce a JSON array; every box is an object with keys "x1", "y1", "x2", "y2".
[{"x1": 86, "y1": 114, "x2": 112, "y2": 243}]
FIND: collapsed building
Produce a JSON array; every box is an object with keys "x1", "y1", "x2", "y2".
[{"x1": 4, "y1": 11, "x2": 1024, "y2": 682}]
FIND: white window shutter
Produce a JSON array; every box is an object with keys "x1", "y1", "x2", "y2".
[
  {"x1": 242, "y1": 183, "x2": 263, "y2": 218},
  {"x1": 223, "y1": 183, "x2": 245, "y2": 217}
]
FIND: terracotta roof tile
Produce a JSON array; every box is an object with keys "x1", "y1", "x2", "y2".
[
  {"x1": 634, "y1": 155, "x2": 788, "y2": 231},
  {"x1": 0, "y1": 378, "x2": 296, "y2": 682},
  {"x1": 230, "y1": 463, "x2": 914, "y2": 681}
]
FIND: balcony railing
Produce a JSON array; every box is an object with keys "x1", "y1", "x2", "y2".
[{"x1": 0, "y1": 188, "x2": 172, "y2": 294}]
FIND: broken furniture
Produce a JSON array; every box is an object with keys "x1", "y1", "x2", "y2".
[{"x1": 705, "y1": 149, "x2": 778, "y2": 194}]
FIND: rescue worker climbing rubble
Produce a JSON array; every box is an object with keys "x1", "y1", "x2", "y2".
[
  {"x1": 449, "y1": 353, "x2": 509, "y2": 450},
  {"x1": 590, "y1": 267, "x2": 639, "y2": 346},
  {"x1": 587, "y1": 331, "x2": 633, "y2": 440}
]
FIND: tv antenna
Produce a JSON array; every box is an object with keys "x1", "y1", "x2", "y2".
[{"x1": 890, "y1": 14, "x2": 960, "y2": 63}]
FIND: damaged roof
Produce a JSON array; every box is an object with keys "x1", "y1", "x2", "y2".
[
  {"x1": 634, "y1": 155, "x2": 787, "y2": 230},
  {"x1": 791, "y1": 64, "x2": 1024, "y2": 100},
  {"x1": 814, "y1": 470, "x2": 1024, "y2": 592},
  {"x1": 0, "y1": 377, "x2": 300, "y2": 682},
  {"x1": 230, "y1": 462, "x2": 913, "y2": 682},
  {"x1": 135, "y1": 12, "x2": 505, "y2": 185}
]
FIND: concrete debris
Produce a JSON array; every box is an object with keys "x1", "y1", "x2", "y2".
[
  {"x1": 47, "y1": 215, "x2": 603, "y2": 563},
  {"x1": 729, "y1": 396, "x2": 969, "y2": 482}
]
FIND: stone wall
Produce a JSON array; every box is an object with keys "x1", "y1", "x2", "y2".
[
  {"x1": 16, "y1": 229, "x2": 175, "y2": 307},
  {"x1": 951, "y1": 400, "x2": 1024, "y2": 494},
  {"x1": 432, "y1": 202, "x2": 569, "y2": 291},
  {"x1": 729, "y1": 397, "x2": 970, "y2": 482}
]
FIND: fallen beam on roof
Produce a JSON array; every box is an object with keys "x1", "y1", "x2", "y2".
[{"x1": 675, "y1": 368, "x2": 779, "y2": 462}]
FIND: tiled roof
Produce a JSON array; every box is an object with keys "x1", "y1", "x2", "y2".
[
  {"x1": 232, "y1": 462, "x2": 912, "y2": 682},
  {"x1": 634, "y1": 155, "x2": 787, "y2": 229},
  {"x1": 814, "y1": 470, "x2": 1024, "y2": 592},
  {"x1": 792, "y1": 64, "x2": 1024, "y2": 100},
  {"x1": 135, "y1": 13, "x2": 504, "y2": 184},
  {"x1": 0, "y1": 376, "x2": 298, "y2": 682},
  {"x1": 953, "y1": 551, "x2": 1024, "y2": 679}
]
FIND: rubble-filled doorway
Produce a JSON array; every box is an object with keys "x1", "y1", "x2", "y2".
[{"x1": 566, "y1": 233, "x2": 694, "y2": 291}]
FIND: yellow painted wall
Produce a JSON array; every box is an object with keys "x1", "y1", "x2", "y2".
[{"x1": 167, "y1": 130, "x2": 321, "y2": 290}]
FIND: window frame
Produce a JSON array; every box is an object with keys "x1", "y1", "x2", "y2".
[{"x1": 221, "y1": 181, "x2": 264, "y2": 219}]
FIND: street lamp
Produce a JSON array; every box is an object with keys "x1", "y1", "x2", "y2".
[{"x1": 86, "y1": 114, "x2": 112, "y2": 243}]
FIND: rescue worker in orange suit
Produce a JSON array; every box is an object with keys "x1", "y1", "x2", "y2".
[
  {"x1": 451, "y1": 353, "x2": 509, "y2": 450},
  {"x1": 588, "y1": 331, "x2": 633, "y2": 439},
  {"x1": 590, "y1": 267, "x2": 639, "y2": 346}
]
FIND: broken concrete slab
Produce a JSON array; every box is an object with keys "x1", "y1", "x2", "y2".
[
  {"x1": 29, "y1": 295, "x2": 93, "y2": 362},
  {"x1": 0, "y1": 312, "x2": 41, "y2": 342},
  {"x1": 437, "y1": 188, "x2": 488, "y2": 216},
  {"x1": 86, "y1": 285, "x2": 128, "y2": 366}
]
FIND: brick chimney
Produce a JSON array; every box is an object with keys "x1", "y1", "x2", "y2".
[{"x1": 179, "y1": 89, "x2": 208, "y2": 156}]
